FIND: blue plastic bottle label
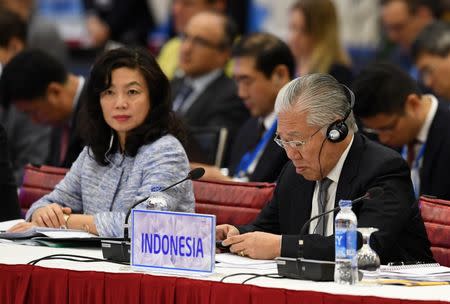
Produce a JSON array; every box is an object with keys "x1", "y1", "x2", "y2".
[
  {"x1": 335, "y1": 229, "x2": 347, "y2": 258},
  {"x1": 335, "y1": 229, "x2": 357, "y2": 258}
]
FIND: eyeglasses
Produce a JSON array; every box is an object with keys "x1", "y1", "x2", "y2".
[
  {"x1": 362, "y1": 115, "x2": 400, "y2": 135},
  {"x1": 274, "y1": 127, "x2": 323, "y2": 150},
  {"x1": 179, "y1": 32, "x2": 225, "y2": 50}
]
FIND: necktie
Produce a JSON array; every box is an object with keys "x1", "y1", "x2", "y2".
[
  {"x1": 173, "y1": 82, "x2": 193, "y2": 112},
  {"x1": 407, "y1": 142, "x2": 416, "y2": 167},
  {"x1": 316, "y1": 178, "x2": 333, "y2": 235},
  {"x1": 249, "y1": 120, "x2": 266, "y2": 150}
]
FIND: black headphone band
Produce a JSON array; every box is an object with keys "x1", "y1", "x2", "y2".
[{"x1": 340, "y1": 84, "x2": 355, "y2": 123}]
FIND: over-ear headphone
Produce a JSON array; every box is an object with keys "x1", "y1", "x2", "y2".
[{"x1": 326, "y1": 84, "x2": 355, "y2": 143}]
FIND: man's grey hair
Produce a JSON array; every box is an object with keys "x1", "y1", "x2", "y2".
[
  {"x1": 412, "y1": 21, "x2": 450, "y2": 60},
  {"x1": 274, "y1": 73, "x2": 358, "y2": 133}
]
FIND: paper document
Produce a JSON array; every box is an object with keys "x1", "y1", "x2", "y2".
[
  {"x1": 363, "y1": 264, "x2": 450, "y2": 282},
  {"x1": 215, "y1": 253, "x2": 277, "y2": 270},
  {"x1": 0, "y1": 226, "x2": 97, "y2": 240}
]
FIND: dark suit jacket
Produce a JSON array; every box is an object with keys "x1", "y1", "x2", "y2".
[
  {"x1": 228, "y1": 117, "x2": 289, "y2": 182},
  {"x1": 171, "y1": 72, "x2": 249, "y2": 165},
  {"x1": 47, "y1": 86, "x2": 86, "y2": 168},
  {"x1": 420, "y1": 102, "x2": 450, "y2": 200},
  {"x1": 239, "y1": 133, "x2": 434, "y2": 264},
  {"x1": 0, "y1": 124, "x2": 20, "y2": 221}
]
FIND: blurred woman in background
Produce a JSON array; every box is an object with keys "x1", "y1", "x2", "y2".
[{"x1": 288, "y1": 0, "x2": 353, "y2": 86}]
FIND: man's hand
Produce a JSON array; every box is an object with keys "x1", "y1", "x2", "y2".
[
  {"x1": 31, "y1": 204, "x2": 72, "y2": 228},
  {"x1": 216, "y1": 224, "x2": 240, "y2": 241},
  {"x1": 222, "y1": 231, "x2": 281, "y2": 260}
]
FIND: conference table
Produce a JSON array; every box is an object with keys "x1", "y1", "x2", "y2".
[{"x1": 0, "y1": 243, "x2": 449, "y2": 304}]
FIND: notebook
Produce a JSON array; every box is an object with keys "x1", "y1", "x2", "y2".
[{"x1": 364, "y1": 263, "x2": 450, "y2": 282}]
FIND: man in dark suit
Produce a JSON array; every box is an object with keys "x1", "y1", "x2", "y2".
[
  {"x1": 0, "y1": 49, "x2": 85, "y2": 168},
  {"x1": 171, "y1": 11, "x2": 248, "y2": 165},
  {"x1": 353, "y1": 62, "x2": 450, "y2": 200},
  {"x1": 195, "y1": 33, "x2": 293, "y2": 182},
  {"x1": 0, "y1": 123, "x2": 20, "y2": 221},
  {"x1": 216, "y1": 74, "x2": 433, "y2": 264},
  {"x1": 412, "y1": 21, "x2": 450, "y2": 101},
  {"x1": 0, "y1": 8, "x2": 52, "y2": 183}
]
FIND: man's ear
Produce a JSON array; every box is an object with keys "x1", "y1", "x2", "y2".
[
  {"x1": 270, "y1": 64, "x2": 289, "y2": 86},
  {"x1": 45, "y1": 82, "x2": 64, "y2": 105},
  {"x1": 404, "y1": 93, "x2": 421, "y2": 115}
]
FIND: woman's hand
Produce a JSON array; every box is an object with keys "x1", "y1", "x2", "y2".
[
  {"x1": 7, "y1": 221, "x2": 36, "y2": 233},
  {"x1": 31, "y1": 203, "x2": 72, "y2": 228}
]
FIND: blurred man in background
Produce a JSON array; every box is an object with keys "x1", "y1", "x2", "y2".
[
  {"x1": 412, "y1": 21, "x2": 450, "y2": 101},
  {"x1": 194, "y1": 33, "x2": 293, "y2": 182},
  {"x1": 158, "y1": 0, "x2": 225, "y2": 79},
  {"x1": 353, "y1": 62, "x2": 450, "y2": 200},
  {"x1": 0, "y1": 8, "x2": 51, "y2": 183},
  {"x1": 171, "y1": 11, "x2": 248, "y2": 166},
  {"x1": 380, "y1": 0, "x2": 439, "y2": 80}
]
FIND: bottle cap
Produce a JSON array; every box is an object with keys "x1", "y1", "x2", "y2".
[{"x1": 338, "y1": 199, "x2": 352, "y2": 208}]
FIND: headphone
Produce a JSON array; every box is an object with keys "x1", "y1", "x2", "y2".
[{"x1": 326, "y1": 84, "x2": 355, "y2": 143}]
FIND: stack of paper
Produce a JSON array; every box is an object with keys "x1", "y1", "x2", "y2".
[
  {"x1": 378, "y1": 264, "x2": 450, "y2": 281},
  {"x1": 215, "y1": 253, "x2": 277, "y2": 270},
  {"x1": 362, "y1": 263, "x2": 450, "y2": 285}
]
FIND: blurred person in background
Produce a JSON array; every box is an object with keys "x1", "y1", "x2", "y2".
[
  {"x1": 193, "y1": 32, "x2": 292, "y2": 182},
  {"x1": 0, "y1": 8, "x2": 51, "y2": 183},
  {"x1": 171, "y1": 11, "x2": 249, "y2": 165},
  {"x1": 412, "y1": 21, "x2": 450, "y2": 101},
  {"x1": 287, "y1": 0, "x2": 353, "y2": 86},
  {"x1": 158, "y1": 0, "x2": 225, "y2": 79},
  {"x1": 379, "y1": 0, "x2": 439, "y2": 80},
  {"x1": 0, "y1": 49, "x2": 85, "y2": 168},
  {"x1": 0, "y1": 0, "x2": 68, "y2": 65},
  {"x1": 84, "y1": 0, "x2": 154, "y2": 48},
  {"x1": 353, "y1": 62, "x2": 450, "y2": 200}
]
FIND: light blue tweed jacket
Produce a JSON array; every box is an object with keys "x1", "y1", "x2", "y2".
[{"x1": 25, "y1": 135, "x2": 195, "y2": 237}]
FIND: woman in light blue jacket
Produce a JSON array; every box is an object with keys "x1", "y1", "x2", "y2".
[{"x1": 11, "y1": 47, "x2": 195, "y2": 237}]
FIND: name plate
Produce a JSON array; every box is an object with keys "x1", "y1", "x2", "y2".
[{"x1": 131, "y1": 209, "x2": 215, "y2": 274}]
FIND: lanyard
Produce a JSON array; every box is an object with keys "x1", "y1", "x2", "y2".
[
  {"x1": 234, "y1": 119, "x2": 277, "y2": 178},
  {"x1": 401, "y1": 143, "x2": 426, "y2": 198}
]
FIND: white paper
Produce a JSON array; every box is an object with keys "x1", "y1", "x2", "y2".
[
  {"x1": 215, "y1": 253, "x2": 277, "y2": 270},
  {"x1": 0, "y1": 219, "x2": 25, "y2": 232},
  {"x1": 376, "y1": 264, "x2": 450, "y2": 281},
  {"x1": 38, "y1": 230, "x2": 96, "y2": 239}
]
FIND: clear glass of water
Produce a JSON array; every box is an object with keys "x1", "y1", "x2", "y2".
[{"x1": 357, "y1": 227, "x2": 380, "y2": 285}]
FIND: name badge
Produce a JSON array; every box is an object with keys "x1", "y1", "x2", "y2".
[{"x1": 131, "y1": 209, "x2": 215, "y2": 274}]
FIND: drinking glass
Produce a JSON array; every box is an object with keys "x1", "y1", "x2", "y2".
[{"x1": 357, "y1": 227, "x2": 380, "y2": 284}]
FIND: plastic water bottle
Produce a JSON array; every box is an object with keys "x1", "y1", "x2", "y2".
[{"x1": 334, "y1": 199, "x2": 358, "y2": 284}]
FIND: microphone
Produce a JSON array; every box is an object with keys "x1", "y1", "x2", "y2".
[
  {"x1": 123, "y1": 167, "x2": 205, "y2": 238},
  {"x1": 101, "y1": 168, "x2": 205, "y2": 263},
  {"x1": 276, "y1": 186, "x2": 384, "y2": 281}
]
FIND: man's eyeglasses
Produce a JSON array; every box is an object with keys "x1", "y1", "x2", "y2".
[
  {"x1": 274, "y1": 127, "x2": 323, "y2": 150},
  {"x1": 362, "y1": 115, "x2": 400, "y2": 135},
  {"x1": 179, "y1": 32, "x2": 225, "y2": 50}
]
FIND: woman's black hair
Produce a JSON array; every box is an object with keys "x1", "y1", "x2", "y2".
[{"x1": 78, "y1": 47, "x2": 184, "y2": 165}]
